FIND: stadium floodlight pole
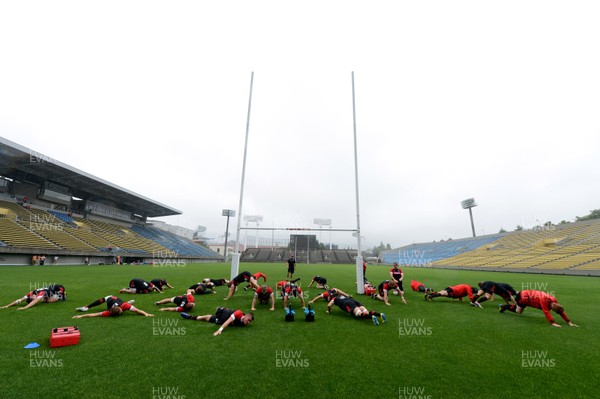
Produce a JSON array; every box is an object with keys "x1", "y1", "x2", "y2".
[
  {"x1": 461, "y1": 198, "x2": 478, "y2": 237},
  {"x1": 222, "y1": 209, "x2": 235, "y2": 261},
  {"x1": 352, "y1": 71, "x2": 364, "y2": 294},
  {"x1": 231, "y1": 71, "x2": 254, "y2": 279}
]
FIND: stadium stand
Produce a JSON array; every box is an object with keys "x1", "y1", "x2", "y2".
[
  {"x1": 0, "y1": 138, "x2": 222, "y2": 265},
  {"x1": 131, "y1": 225, "x2": 220, "y2": 257},
  {"x1": 381, "y1": 235, "x2": 504, "y2": 266},
  {"x1": 427, "y1": 220, "x2": 600, "y2": 271}
]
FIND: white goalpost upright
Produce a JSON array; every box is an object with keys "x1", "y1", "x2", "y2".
[{"x1": 230, "y1": 71, "x2": 364, "y2": 294}]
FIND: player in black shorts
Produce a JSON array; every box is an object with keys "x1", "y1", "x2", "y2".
[
  {"x1": 327, "y1": 295, "x2": 386, "y2": 326},
  {"x1": 251, "y1": 285, "x2": 275, "y2": 311},
  {"x1": 307, "y1": 276, "x2": 329, "y2": 289},
  {"x1": 181, "y1": 306, "x2": 254, "y2": 336},
  {"x1": 471, "y1": 281, "x2": 516, "y2": 308},
  {"x1": 187, "y1": 282, "x2": 216, "y2": 295},
  {"x1": 119, "y1": 278, "x2": 161, "y2": 294},
  {"x1": 203, "y1": 278, "x2": 229, "y2": 287},
  {"x1": 151, "y1": 279, "x2": 174, "y2": 292},
  {"x1": 1, "y1": 285, "x2": 66, "y2": 310},
  {"x1": 308, "y1": 288, "x2": 351, "y2": 305},
  {"x1": 155, "y1": 293, "x2": 195, "y2": 312},
  {"x1": 224, "y1": 271, "x2": 260, "y2": 300},
  {"x1": 286, "y1": 255, "x2": 296, "y2": 279},
  {"x1": 74, "y1": 295, "x2": 153, "y2": 317},
  {"x1": 281, "y1": 279, "x2": 306, "y2": 309}
]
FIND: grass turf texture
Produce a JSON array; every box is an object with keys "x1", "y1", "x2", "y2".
[{"x1": 0, "y1": 263, "x2": 599, "y2": 399}]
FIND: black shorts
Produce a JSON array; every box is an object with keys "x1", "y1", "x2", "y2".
[
  {"x1": 314, "y1": 276, "x2": 327, "y2": 284},
  {"x1": 341, "y1": 299, "x2": 362, "y2": 313},
  {"x1": 288, "y1": 266, "x2": 295, "y2": 274},
  {"x1": 496, "y1": 283, "x2": 516, "y2": 299},
  {"x1": 444, "y1": 287, "x2": 454, "y2": 297},
  {"x1": 479, "y1": 281, "x2": 497, "y2": 295},
  {"x1": 417, "y1": 286, "x2": 426, "y2": 293},
  {"x1": 211, "y1": 307, "x2": 234, "y2": 325},
  {"x1": 397, "y1": 282, "x2": 404, "y2": 292},
  {"x1": 232, "y1": 273, "x2": 250, "y2": 286}
]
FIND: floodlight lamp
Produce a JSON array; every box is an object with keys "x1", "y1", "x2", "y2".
[{"x1": 461, "y1": 198, "x2": 477, "y2": 209}]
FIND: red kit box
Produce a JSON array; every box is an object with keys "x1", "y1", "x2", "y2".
[{"x1": 49, "y1": 326, "x2": 80, "y2": 348}]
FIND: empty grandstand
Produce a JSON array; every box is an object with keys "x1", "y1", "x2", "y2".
[
  {"x1": 0, "y1": 137, "x2": 221, "y2": 265},
  {"x1": 381, "y1": 220, "x2": 600, "y2": 275}
]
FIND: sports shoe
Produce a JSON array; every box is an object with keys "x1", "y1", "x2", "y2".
[
  {"x1": 372, "y1": 315, "x2": 380, "y2": 326},
  {"x1": 127, "y1": 300, "x2": 135, "y2": 305},
  {"x1": 470, "y1": 302, "x2": 482, "y2": 308},
  {"x1": 244, "y1": 286, "x2": 248, "y2": 291},
  {"x1": 76, "y1": 306, "x2": 88, "y2": 312},
  {"x1": 425, "y1": 294, "x2": 431, "y2": 301},
  {"x1": 499, "y1": 304, "x2": 508, "y2": 313},
  {"x1": 180, "y1": 312, "x2": 194, "y2": 320},
  {"x1": 381, "y1": 313, "x2": 387, "y2": 324}
]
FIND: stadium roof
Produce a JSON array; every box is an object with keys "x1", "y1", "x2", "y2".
[{"x1": 0, "y1": 136, "x2": 181, "y2": 218}]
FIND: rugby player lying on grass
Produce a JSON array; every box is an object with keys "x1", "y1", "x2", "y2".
[{"x1": 73, "y1": 295, "x2": 153, "y2": 318}]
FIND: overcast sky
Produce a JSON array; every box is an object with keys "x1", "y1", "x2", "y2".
[{"x1": 1, "y1": 1, "x2": 599, "y2": 250}]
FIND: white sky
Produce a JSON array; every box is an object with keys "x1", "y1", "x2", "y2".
[{"x1": 1, "y1": 1, "x2": 599, "y2": 250}]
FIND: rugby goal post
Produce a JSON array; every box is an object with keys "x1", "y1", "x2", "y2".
[{"x1": 230, "y1": 72, "x2": 364, "y2": 294}]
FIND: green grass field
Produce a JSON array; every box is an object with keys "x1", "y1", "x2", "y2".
[{"x1": 1, "y1": 262, "x2": 599, "y2": 399}]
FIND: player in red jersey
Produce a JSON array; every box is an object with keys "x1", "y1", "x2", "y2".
[
  {"x1": 281, "y1": 279, "x2": 306, "y2": 309},
  {"x1": 363, "y1": 282, "x2": 377, "y2": 297},
  {"x1": 1, "y1": 284, "x2": 66, "y2": 310},
  {"x1": 499, "y1": 290, "x2": 578, "y2": 327},
  {"x1": 155, "y1": 293, "x2": 195, "y2": 312},
  {"x1": 251, "y1": 285, "x2": 275, "y2": 311},
  {"x1": 119, "y1": 278, "x2": 162, "y2": 294},
  {"x1": 373, "y1": 280, "x2": 400, "y2": 306},
  {"x1": 224, "y1": 271, "x2": 260, "y2": 300},
  {"x1": 245, "y1": 272, "x2": 267, "y2": 290},
  {"x1": 73, "y1": 295, "x2": 153, "y2": 318},
  {"x1": 181, "y1": 306, "x2": 254, "y2": 336},
  {"x1": 425, "y1": 284, "x2": 477, "y2": 302},
  {"x1": 410, "y1": 280, "x2": 434, "y2": 294}
]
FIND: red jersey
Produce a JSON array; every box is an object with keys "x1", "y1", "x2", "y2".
[
  {"x1": 253, "y1": 272, "x2": 267, "y2": 282},
  {"x1": 390, "y1": 267, "x2": 403, "y2": 281},
  {"x1": 448, "y1": 284, "x2": 475, "y2": 301},
  {"x1": 101, "y1": 302, "x2": 133, "y2": 317},
  {"x1": 174, "y1": 294, "x2": 195, "y2": 312},
  {"x1": 518, "y1": 290, "x2": 570, "y2": 324},
  {"x1": 410, "y1": 280, "x2": 424, "y2": 292},
  {"x1": 255, "y1": 286, "x2": 273, "y2": 302},
  {"x1": 276, "y1": 280, "x2": 287, "y2": 289}
]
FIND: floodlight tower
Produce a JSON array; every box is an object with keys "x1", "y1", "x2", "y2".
[
  {"x1": 461, "y1": 198, "x2": 478, "y2": 237},
  {"x1": 222, "y1": 209, "x2": 236, "y2": 260}
]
